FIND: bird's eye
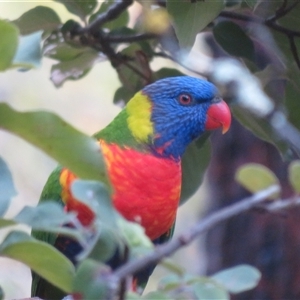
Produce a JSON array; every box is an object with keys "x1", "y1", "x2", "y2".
[{"x1": 178, "y1": 94, "x2": 192, "y2": 105}]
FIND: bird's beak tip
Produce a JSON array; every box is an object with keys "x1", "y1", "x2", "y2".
[{"x1": 205, "y1": 99, "x2": 231, "y2": 133}]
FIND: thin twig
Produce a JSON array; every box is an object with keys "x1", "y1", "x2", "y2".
[
  {"x1": 220, "y1": 11, "x2": 263, "y2": 23},
  {"x1": 105, "y1": 185, "x2": 279, "y2": 292},
  {"x1": 220, "y1": 11, "x2": 300, "y2": 38},
  {"x1": 264, "y1": 196, "x2": 300, "y2": 212},
  {"x1": 288, "y1": 35, "x2": 300, "y2": 69},
  {"x1": 266, "y1": 0, "x2": 299, "y2": 23}
]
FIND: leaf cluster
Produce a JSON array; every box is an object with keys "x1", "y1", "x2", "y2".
[{"x1": 1, "y1": 0, "x2": 300, "y2": 299}]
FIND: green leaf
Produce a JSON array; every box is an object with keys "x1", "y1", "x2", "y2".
[
  {"x1": 71, "y1": 180, "x2": 116, "y2": 227},
  {"x1": 89, "y1": 0, "x2": 129, "y2": 30},
  {"x1": 166, "y1": 0, "x2": 224, "y2": 48},
  {"x1": 0, "y1": 157, "x2": 17, "y2": 216},
  {"x1": 0, "y1": 20, "x2": 19, "y2": 71},
  {"x1": 73, "y1": 259, "x2": 109, "y2": 299},
  {"x1": 211, "y1": 264, "x2": 261, "y2": 294},
  {"x1": 0, "y1": 230, "x2": 75, "y2": 293},
  {"x1": 127, "y1": 292, "x2": 142, "y2": 300},
  {"x1": 85, "y1": 228, "x2": 120, "y2": 262},
  {"x1": 192, "y1": 278, "x2": 229, "y2": 300},
  {"x1": 54, "y1": 0, "x2": 97, "y2": 21},
  {"x1": 12, "y1": 202, "x2": 85, "y2": 244},
  {"x1": 235, "y1": 163, "x2": 280, "y2": 199},
  {"x1": 288, "y1": 160, "x2": 300, "y2": 194},
  {"x1": 44, "y1": 35, "x2": 89, "y2": 62},
  {"x1": 113, "y1": 86, "x2": 134, "y2": 106},
  {"x1": 118, "y1": 217, "x2": 153, "y2": 253},
  {"x1": 159, "y1": 274, "x2": 229, "y2": 299},
  {"x1": 12, "y1": 31, "x2": 42, "y2": 69},
  {"x1": 13, "y1": 6, "x2": 61, "y2": 35},
  {"x1": 180, "y1": 133, "x2": 211, "y2": 205},
  {"x1": 71, "y1": 180, "x2": 120, "y2": 261},
  {"x1": 158, "y1": 274, "x2": 181, "y2": 291},
  {"x1": 154, "y1": 67, "x2": 185, "y2": 80},
  {"x1": 14, "y1": 202, "x2": 74, "y2": 228},
  {"x1": 71, "y1": 180, "x2": 152, "y2": 261},
  {"x1": 213, "y1": 21, "x2": 255, "y2": 61},
  {"x1": 0, "y1": 103, "x2": 108, "y2": 183},
  {"x1": 117, "y1": 44, "x2": 152, "y2": 93},
  {"x1": 50, "y1": 49, "x2": 100, "y2": 87}
]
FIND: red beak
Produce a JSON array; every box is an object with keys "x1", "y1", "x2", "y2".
[{"x1": 205, "y1": 99, "x2": 231, "y2": 134}]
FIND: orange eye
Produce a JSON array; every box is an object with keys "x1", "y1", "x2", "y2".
[{"x1": 179, "y1": 94, "x2": 192, "y2": 105}]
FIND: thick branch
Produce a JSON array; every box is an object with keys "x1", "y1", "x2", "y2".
[{"x1": 86, "y1": 0, "x2": 133, "y2": 34}]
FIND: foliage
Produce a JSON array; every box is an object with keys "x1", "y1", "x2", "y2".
[{"x1": 1, "y1": 0, "x2": 300, "y2": 299}]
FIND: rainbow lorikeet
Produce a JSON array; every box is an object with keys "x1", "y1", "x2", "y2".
[{"x1": 31, "y1": 76, "x2": 231, "y2": 299}]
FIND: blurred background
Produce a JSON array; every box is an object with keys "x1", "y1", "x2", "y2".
[{"x1": 0, "y1": 3, "x2": 210, "y2": 298}]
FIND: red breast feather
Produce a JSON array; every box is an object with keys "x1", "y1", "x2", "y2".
[{"x1": 100, "y1": 140, "x2": 181, "y2": 240}]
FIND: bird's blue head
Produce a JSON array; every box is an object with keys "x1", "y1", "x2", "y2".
[{"x1": 126, "y1": 76, "x2": 231, "y2": 159}]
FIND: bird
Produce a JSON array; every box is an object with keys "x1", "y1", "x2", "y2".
[{"x1": 31, "y1": 76, "x2": 231, "y2": 299}]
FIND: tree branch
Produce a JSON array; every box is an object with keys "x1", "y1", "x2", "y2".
[
  {"x1": 220, "y1": 10, "x2": 300, "y2": 37},
  {"x1": 104, "y1": 185, "x2": 280, "y2": 297},
  {"x1": 86, "y1": 0, "x2": 133, "y2": 34},
  {"x1": 261, "y1": 195, "x2": 300, "y2": 212},
  {"x1": 266, "y1": 0, "x2": 299, "y2": 23}
]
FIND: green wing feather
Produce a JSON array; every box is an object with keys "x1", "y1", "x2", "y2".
[
  {"x1": 31, "y1": 166, "x2": 63, "y2": 245},
  {"x1": 31, "y1": 166, "x2": 66, "y2": 299}
]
